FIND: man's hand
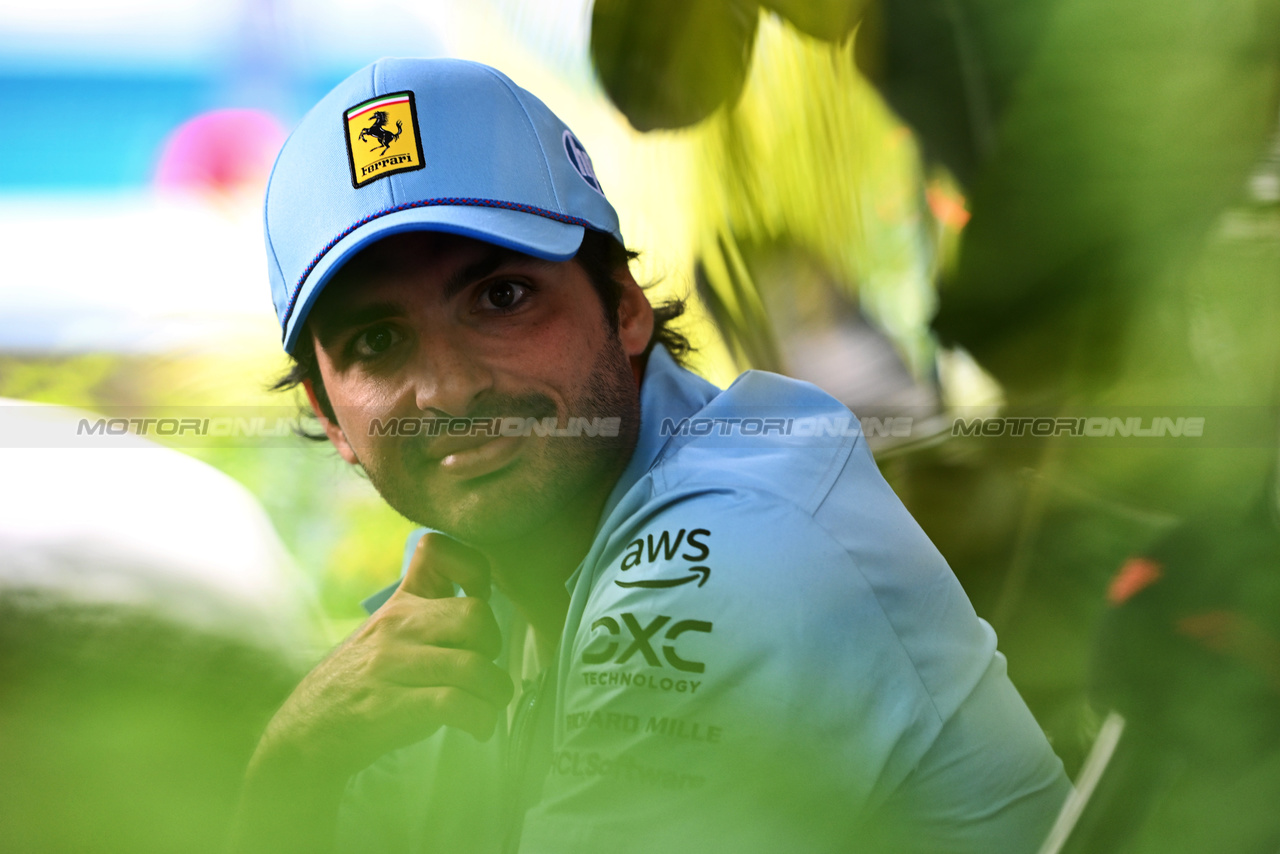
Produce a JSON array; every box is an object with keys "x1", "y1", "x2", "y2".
[
  {"x1": 260, "y1": 532, "x2": 514, "y2": 771},
  {"x1": 231, "y1": 533, "x2": 514, "y2": 853}
]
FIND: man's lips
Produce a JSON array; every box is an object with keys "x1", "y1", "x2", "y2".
[
  {"x1": 425, "y1": 432, "x2": 502, "y2": 461},
  {"x1": 428, "y1": 434, "x2": 524, "y2": 478}
]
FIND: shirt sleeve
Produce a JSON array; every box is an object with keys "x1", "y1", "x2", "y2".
[{"x1": 519, "y1": 487, "x2": 1069, "y2": 854}]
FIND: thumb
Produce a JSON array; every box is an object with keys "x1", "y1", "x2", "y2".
[{"x1": 398, "y1": 532, "x2": 492, "y2": 601}]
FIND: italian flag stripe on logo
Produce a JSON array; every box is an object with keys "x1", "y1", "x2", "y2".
[{"x1": 347, "y1": 95, "x2": 411, "y2": 120}]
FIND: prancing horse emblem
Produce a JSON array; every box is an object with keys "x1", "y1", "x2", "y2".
[{"x1": 358, "y1": 111, "x2": 403, "y2": 155}]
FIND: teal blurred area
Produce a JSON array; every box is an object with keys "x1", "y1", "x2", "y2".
[
  {"x1": 0, "y1": 70, "x2": 360, "y2": 190},
  {"x1": 0, "y1": 71, "x2": 213, "y2": 190}
]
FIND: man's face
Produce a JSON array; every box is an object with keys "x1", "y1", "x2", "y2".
[{"x1": 306, "y1": 232, "x2": 653, "y2": 548}]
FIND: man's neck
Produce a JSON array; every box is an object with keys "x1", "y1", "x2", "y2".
[{"x1": 481, "y1": 475, "x2": 615, "y2": 663}]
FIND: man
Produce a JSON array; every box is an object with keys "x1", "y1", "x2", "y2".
[{"x1": 235, "y1": 57, "x2": 1071, "y2": 853}]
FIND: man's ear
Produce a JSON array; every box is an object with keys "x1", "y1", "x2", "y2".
[
  {"x1": 614, "y1": 266, "x2": 655, "y2": 359},
  {"x1": 303, "y1": 378, "x2": 360, "y2": 466}
]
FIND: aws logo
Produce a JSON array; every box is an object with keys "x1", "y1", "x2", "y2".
[
  {"x1": 581, "y1": 613, "x2": 713, "y2": 673},
  {"x1": 616, "y1": 528, "x2": 712, "y2": 589}
]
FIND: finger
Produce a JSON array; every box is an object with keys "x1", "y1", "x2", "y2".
[
  {"x1": 398, "y1": 533, "x2": 492, "y2": 600},
  {"x1": 386, "y1": 596, "x2": 505, "y2": 660},
  {"x1": 397, "y1": 534, "x2": 450, "y2": 599},
  {"x1": 382, "y1": 647, "x2": 515, "y2": 708}
]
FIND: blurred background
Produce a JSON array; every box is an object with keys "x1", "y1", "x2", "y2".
[{"x1": 2, "y1": 0, "x2": 1280, "y2": 851}]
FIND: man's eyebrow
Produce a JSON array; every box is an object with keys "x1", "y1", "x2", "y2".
[
  {"x1": 441, "y1": 247, "x2": 552, "y2": 300},
  {"x1": 313, "y1": 301, "x2": 405, "y2": 349}
]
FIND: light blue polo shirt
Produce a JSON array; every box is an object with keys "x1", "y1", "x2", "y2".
[{"x1": 338, "y1": 346, "x2": 1071, "y2": 853}]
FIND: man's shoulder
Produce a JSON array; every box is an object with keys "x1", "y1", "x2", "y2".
[
  {"x1": 585, "y1": 363, "x2": 998, "y2": 724},
  {"x1": 646, "y1": 366, "x2": 870, "y2": 517},
  {"x1": 615, "y1": 363, "x2": 932, "y2": 579}
]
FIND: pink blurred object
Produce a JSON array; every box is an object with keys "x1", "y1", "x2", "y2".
[{"x1": 155, "y1": 108, "x2": 286, "y2": 196}]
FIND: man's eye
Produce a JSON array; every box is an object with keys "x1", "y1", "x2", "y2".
[
  {"x1": 352, "y1": 326, "x2": 402, "y2": 358},
  {"x1": 480, "y1": 280, "x2": 529, "y2": 312}
]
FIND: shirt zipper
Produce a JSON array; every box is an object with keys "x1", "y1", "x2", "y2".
[{"x1": 504, "y1": 665, "x2": 553, "y2": 854}]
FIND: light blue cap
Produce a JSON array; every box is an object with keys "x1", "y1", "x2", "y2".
[{"x1": 264, "y1": 58, "x2": 624, "y2": 353}]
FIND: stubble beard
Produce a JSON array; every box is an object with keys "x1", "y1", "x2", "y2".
[{"x1": 358, "y1": 332, "x2": 642, "y2": 548}]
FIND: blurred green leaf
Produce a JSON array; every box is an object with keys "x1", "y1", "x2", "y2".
[{"x1": 591, "y1": 0, "x2": 760, "y2": 130}]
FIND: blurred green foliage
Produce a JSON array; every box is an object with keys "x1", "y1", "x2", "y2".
[
  {"x1": 0, "y1": 598, "x2": 300, "y2": 854},
  {"x1": 684, "y1": 18, "x2": 943, "y2": 378},
  {"x1": 592, "y1": 0, "x2": 760, "y2": 131}
]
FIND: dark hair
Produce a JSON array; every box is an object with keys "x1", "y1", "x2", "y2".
[{"x1": 270, "y1": 230, "x2": 692, "y2": 437}]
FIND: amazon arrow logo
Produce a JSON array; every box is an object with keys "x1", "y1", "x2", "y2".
[{"x1": 616, "y1": 565, "x2": 710, "y2": 589}]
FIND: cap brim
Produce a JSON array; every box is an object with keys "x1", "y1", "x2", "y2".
[{"x1": 282, "y1": 205, "x2": 586, "y2": 353}]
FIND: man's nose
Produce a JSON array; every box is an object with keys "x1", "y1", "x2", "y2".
[{"x1": 411, "y1": 335, "x2": 494, "y2": 416}]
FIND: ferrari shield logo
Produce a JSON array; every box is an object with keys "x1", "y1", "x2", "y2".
[{"x1": 344, "y1": 91, "x2": 425, "y2": 188}]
